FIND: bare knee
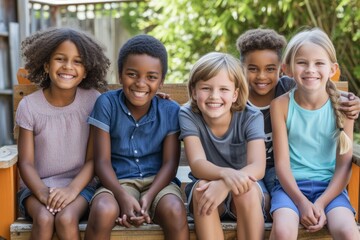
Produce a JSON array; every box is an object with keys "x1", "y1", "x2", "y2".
[
  {"x1": 155, "y1": 195, "x2": 187, "y2": 225},
  {"x1": 232, "y1": 186, "x2": 260, "y2": 210},
  {"x1": 88, "y1": 194, "x2": 119, "y2": 227},
  {"x1": 192, "y1": 180, "x2": 208, "y2": 203},
  {"x1": 32, "y1": 208, "x2": 55, "y2": 228},
  {"x1": 330, "y1": 224, "x2": 360, "y2": 240},
  {"x1": 55, "y1": 209, "x2": 79, "y2": 229}
]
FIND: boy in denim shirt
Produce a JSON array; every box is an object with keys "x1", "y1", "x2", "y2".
[{"x1": 85, "y1": 35, "x2": 189, "y2": 240}]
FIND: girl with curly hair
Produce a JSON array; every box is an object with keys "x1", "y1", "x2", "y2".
[{"x1": 16, "y1": 27, "x2": 110, "y2": 240}]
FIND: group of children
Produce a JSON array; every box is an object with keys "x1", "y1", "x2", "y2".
[{"x1": 16, "y1": 26, "x2": 360, "y2": 240}]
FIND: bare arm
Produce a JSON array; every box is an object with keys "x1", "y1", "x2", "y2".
[
  {"x1": 140, "y1": 132, "x2": 180, "y2": 214},
  {"x1": 17, "y1": 127, "x2": 49, "y2": 204},
  {"x1": 315, "y1": 117, "x2": 354, "y2": 209},
  {"x1": 183, "y1": 135, "x2": 226, "y2": 181}
]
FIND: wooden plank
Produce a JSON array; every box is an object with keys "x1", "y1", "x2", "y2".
[
  {"x1": 0, "y1": 165, "x2": 17, "y2": 240},
  {"x1": 0, "y1": 145, "x2": 17, "y2": 168},
  {"x1": 12, "y1": 220, "x2": 358, "y2": 240}
]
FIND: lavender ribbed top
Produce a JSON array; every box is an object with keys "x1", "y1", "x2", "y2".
[{"x1": 16, "y1": 88, "x2": 100, "y2": 189}]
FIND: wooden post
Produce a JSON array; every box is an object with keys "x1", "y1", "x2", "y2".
[
  {"x1": 351, "y1": 144, "x2": 360, "y2": 222},
  {"x1": 0, "y1": 145, "x2": 18, "y2": 240}
]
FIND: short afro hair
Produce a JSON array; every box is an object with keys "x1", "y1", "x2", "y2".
[
  {"x1": 117, "y1": 34, "x2": 168, "y2": 80},
  {"x1": 236, "y1": 28, "x2": 287, "y2": 63}
]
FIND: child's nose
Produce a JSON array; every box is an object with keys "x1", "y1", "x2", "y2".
[{"x1": 63, "y1": 61, "x2": 73, "y2": 69}]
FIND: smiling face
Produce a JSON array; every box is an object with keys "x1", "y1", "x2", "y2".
[
  {"x1": 44, "y1": 40, "x2": 86, "y2": 91},
  {"x1": 120, "y1": 54, "x2": 163, "y2": 117},
  {"x1": 290, "y1": 42, "x2": 337, "y2": 93},
  {"x1": 243, "y1": 49, "x2": 281, "y2": 106},
  {"x1": 192, "y1": 68, "x2": 238, "y2": 124}
]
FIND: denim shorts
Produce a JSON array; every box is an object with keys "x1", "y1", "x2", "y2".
[
  {"x1": 17, "y1": 185, "x2": 96, "y2": 219},
  {"x1": 270, "y1": 179, "x2": 355, "y2": 216},
  {"x1": 186, "y1": 179, "x2": 265, "y2": 220}
]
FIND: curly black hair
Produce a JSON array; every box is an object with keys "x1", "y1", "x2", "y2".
[
  {"x1": 117, "y1": 34, "x2": 168, "y2": 81},
  {"x1": 21, "y1": 27, "x2": 110, "y2": 90},
  {"x1": 236, "y1": 28, "x2": 287, "y2": 63}
]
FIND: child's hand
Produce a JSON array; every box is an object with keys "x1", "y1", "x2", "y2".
[
  {"x1": 221, "y1": 168, "x2": 255, "y2": 195},
  {"x1": 297, "y1": 199, "x2": 321, "y2": 229},
  {"x1": 339, "y1": 92, "x2": 360, "y2": 119},
  {"x1": 156, "y1": 92, "x2": 171, "y2": 100},
  {"x1": 138, "y1": 195, "x2": 152, "y2": 224},
  {"x1": 196, "y1": 180, "x2": 229, "y2": 216},
  {"x1": 36, "y1": 187, "x2": 51, "y2": 206},
  {"x1": 115, "y1": 193, "x2": 143, "y2": 228},
  {"x1": 46, "y1": 187, "x2": 77, "y2": 214}
]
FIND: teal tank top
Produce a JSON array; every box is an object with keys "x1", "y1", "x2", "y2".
[{"x1": 286, "y1": 89, "x2": 337, "y2": 182}]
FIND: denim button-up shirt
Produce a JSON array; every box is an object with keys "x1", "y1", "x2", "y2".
[{"x1": 88, "y1": 89, "x2": 180, "y2": 180}]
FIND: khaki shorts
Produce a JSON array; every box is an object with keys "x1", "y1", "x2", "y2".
[{"x1": 91, "y1": 176, "x2": 183, "y2": 219}]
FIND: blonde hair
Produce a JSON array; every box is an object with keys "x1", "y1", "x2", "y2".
[
  {"x1": 187, "y1": 52, "x2": 248, "y2": 114},
  {"x1": 283, "y1": 28, "x2": 352, "y2": 155}
]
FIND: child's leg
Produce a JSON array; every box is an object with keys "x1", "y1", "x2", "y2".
[
  {"x1": 25, "y1": 195, "x2": 55, "y2": 240},
  {"x1": 327, "y1": 207, "x2": 360, "y2": 240},
  {"x1": 269, "y1": 208, "x2": 299, "y2": 240},
  {"x1": 192, "y1": 180, "x2": 224, "y2": 240},
  {"x1": 84, "y1": 192, "x2": 119, "y2": 240},
  {"x1": 153, "y1": 194, "x2": 189, "y2": 240},
  {"x1": 231, "y1": 183, "x2": 264, "y2": 240},
  {"x1": 54, "y1": 195, "x2": 88, "y2": 240},
  {"x1": 269, "y1": 182, "x2": 299, "y2": 240}
]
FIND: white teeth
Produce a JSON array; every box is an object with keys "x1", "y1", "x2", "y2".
[
  {"x1": 256, "y1": 83, "x2": 268, "y2": 87},
  {"x1": 59, "y1": 74, "x2": 74, "y2": 79},
  {"x1": 207, "y1": 103, "x2": 222, "y2": 108},
  {"x1": 133, "y1": 91, "x2": 147, "y2": 97}
]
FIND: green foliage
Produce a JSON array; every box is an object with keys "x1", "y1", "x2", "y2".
[{"x1": 119, "y1": 0, "x2": 360, "y2": 97}]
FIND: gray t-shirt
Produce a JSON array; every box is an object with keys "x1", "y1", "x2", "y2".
[
  {"x1": 179, "y1": 104, "x2": 265, "y2": 172},
  {"x1": 16, "y1": 88, "x2": 100, "y2": 189}
]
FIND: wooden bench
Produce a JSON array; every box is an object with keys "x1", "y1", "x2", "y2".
[{"x1": 1, "y1": 80, "x2": 359, "y2": 240}]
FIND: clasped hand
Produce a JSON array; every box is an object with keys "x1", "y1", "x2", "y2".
[
  {"x1": 41, "y1": 186, "x2": 78, "y2": 215},
  {"x1": 298, "y1": 199, "x2": 327, "y2": 232},
  {"x1": 115, "y1": 193, "x2": 151, "y2": 228}
]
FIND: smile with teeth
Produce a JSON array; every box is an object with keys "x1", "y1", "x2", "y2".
[
  {"x1": 132, "y1": 90, "x2": 148, "y2": 97},
  {"x1": 256, "y1": 83, "x2": 269, "y2": 88},
  {"x1": 206, "y1": 103, "x2": 223, "y2": 108},
  {"x1": 303, "y1": 77, "x2": 319, "y2": 81},
  {"x1": 59, "y1": 73, "x2": 75, "y2": 79}
]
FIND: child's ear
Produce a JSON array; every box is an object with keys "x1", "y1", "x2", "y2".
[
  {"x1": 191, "y1": 88, "x2": 197, "y2": 101},
  {"x1": 44, "y1": 63, "x2": 49, "y2": 73},
  {"x1": 233, "y1": 88, "x2": 239, "y2": 102},
  {"x1": 281, "y1": 64, "x2": 292, "y2": 77},
  {"x1": 330, "y1": 63, "x2": 339, "y2": 79},
  {"x1": 159, "y1": 80, "x2": 164, "y2": 89}
]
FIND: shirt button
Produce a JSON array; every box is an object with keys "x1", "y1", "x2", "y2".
[
  {"x1": 140, "y1": 173, "x2": 143, "y2": 177},
  {"x1": 131, "y1": 135, "x2": 134, "y2": 139},
  {"x1": 128, "y1": 112, "x2": 131, "y2": 116},
  {"x1": 136, "y1": 123, "x2": 139, "y2": 127},
  {"x1": 134, "y1": 150, "x2": 137, "y2": 154},
  {"x1": 136, "y1": 159, "x2": 139, "y2": 162}
]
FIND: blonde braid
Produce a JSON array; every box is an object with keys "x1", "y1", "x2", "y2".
[{"x1": 326, "y1": 80, "x2": 352, "y2": 154}]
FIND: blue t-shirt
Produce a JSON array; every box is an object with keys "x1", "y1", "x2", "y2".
[{"x1": 88, "y1": 89, "x2": 180, "y2": 180}]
